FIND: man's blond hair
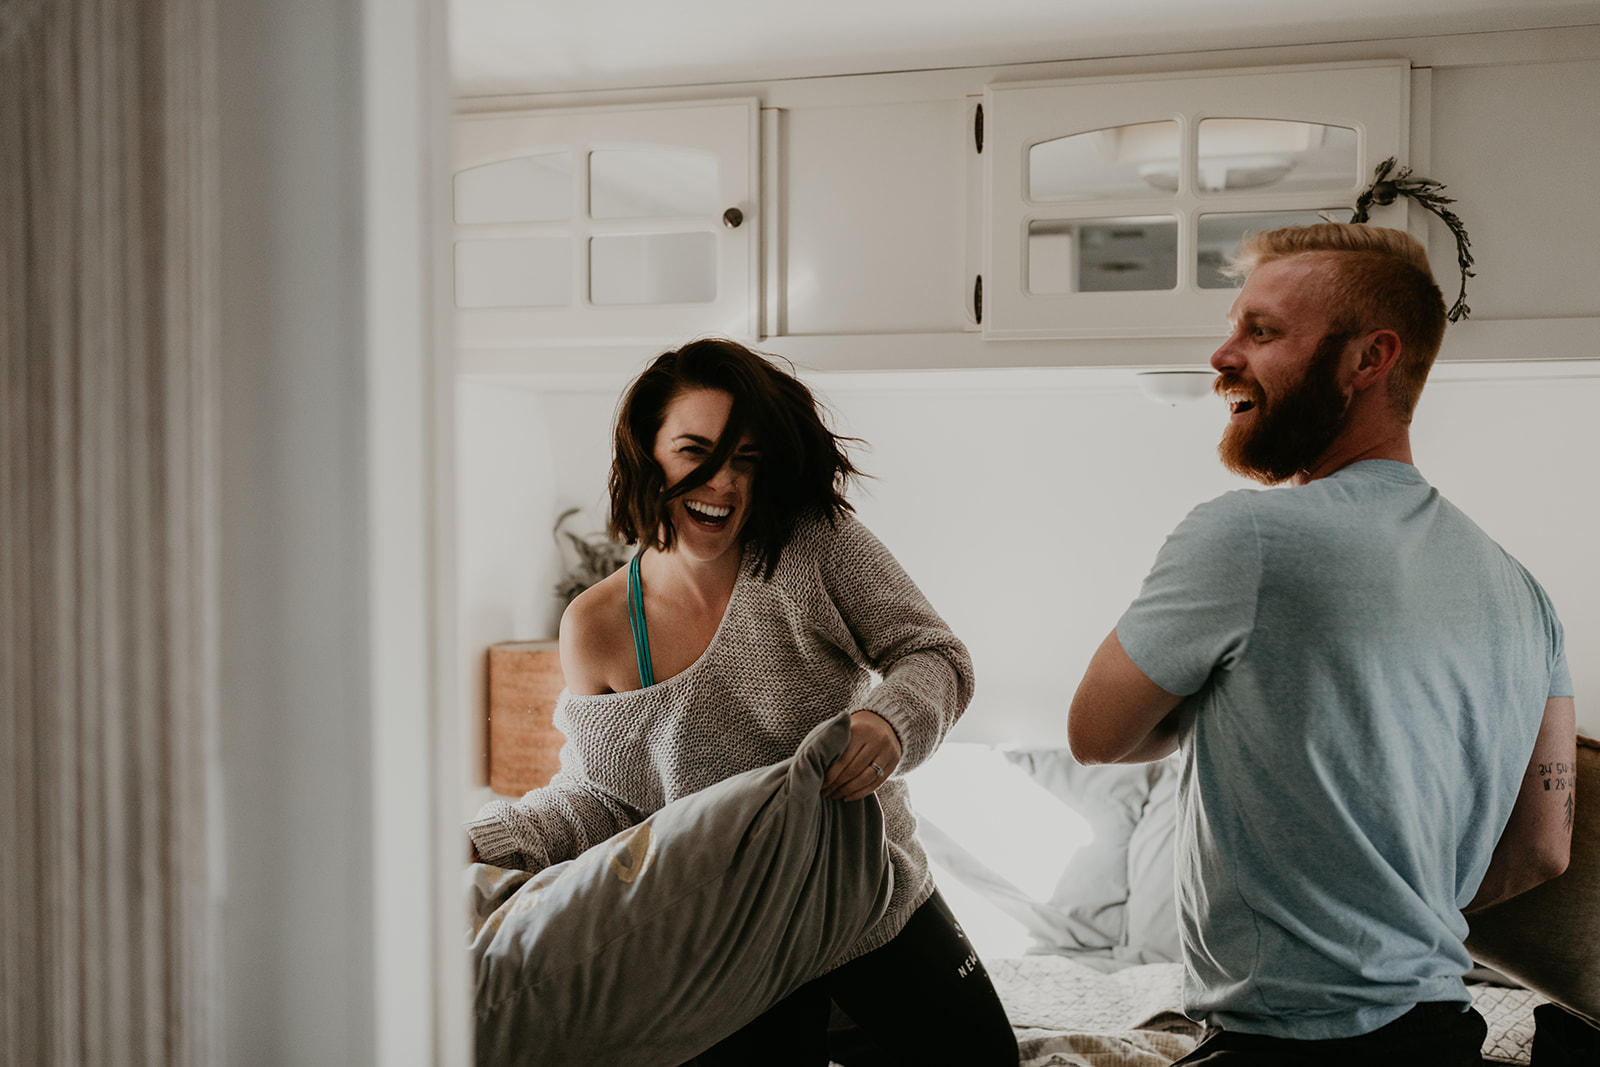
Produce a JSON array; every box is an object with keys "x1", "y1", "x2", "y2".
[{"x1": 1226, "y1": 224, "x2": 1447, "y2": 421}]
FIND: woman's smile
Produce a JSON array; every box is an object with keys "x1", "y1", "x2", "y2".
[{"x1": 683, "y1": 498, "x2": 735, "y2": 528}]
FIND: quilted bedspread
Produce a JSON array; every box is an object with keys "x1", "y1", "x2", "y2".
[
  {"x1": 989, "y1": 958, "x2": 1199, "y2": 1067},
  {"x1": 979, "y1": 956, "x2": 1545, "y2": 1067}
]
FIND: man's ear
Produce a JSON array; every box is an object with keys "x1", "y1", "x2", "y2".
[{"x1": 1351, "y1": 329, "x2": 1403, "y2": 391}]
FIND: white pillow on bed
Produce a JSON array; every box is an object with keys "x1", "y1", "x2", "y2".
[
  {"x1": 1122, "y1": 760, "x2": 1181, "y2": 966},
  {"x1": 907, "y1": 742, "x2": 1180, "y2": 967}
]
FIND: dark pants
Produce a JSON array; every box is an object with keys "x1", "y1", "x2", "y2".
[
  {"x1": 685, "y1": 890, "x2": 1018, "y2": 1067},
  {"x1": 1171, "y1": 1001, "x2": 1488, "y2": 1066}
]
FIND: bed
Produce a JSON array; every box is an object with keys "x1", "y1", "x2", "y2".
[
  {"x1": 896, "y1": 740, "x2": 1558, "y2": 1067},
  {"x1": 468, "y1": 730, "x2": 1591, "y2": 1066}
]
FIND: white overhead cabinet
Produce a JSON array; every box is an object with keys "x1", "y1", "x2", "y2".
[
  {"x1": 982, "y1": 61, "x2": 1412, "y2": 339},
  {"x1": 453, "y1": 99, "x2": 760, "y2": 349}
]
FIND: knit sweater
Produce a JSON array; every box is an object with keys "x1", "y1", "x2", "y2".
[{"x1": 466, "y1": 510, "x2": 974, "y2": 964}]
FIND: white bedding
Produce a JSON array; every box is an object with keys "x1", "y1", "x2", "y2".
[
  {"x1": 977, "y1": 956, "x2": 1546, "y2": 1067},
  {"x1": 1474, "y1": 983, "x2": 1548, "y2": 1065},
  {"x1": 905, "y1": 742, "x2": 1550, "y2": 1066},
  {"x1": 990, "y1": 958, "x2": 1199, "y2": 1067}
]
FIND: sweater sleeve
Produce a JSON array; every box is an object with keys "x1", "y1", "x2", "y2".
[
  {"x1": 819, "y1": 515, "x2": 974, "y2": 773},
  {"x1": 465, "y1": 763, "x2": 640, "y2": 873}
]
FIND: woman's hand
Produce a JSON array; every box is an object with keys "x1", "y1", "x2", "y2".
[{"x1": 821, "y1": 710, "x2": 903, "y2": 802}]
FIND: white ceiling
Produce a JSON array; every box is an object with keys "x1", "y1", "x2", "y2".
[{"x1": 449, "y1": 0, "x2": 1600, "y2": 97}]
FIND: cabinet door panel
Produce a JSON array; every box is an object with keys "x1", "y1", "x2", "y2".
[
  {"x1": 454, "y1": 99, "x2": 759, "y2": 347},
  {"x1": 985, "y1": 62, "x2": 1411, "y2": 340}
]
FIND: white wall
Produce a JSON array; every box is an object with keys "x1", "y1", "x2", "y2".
[
  {"x1": 457, "y1": 34, "x2": 1600, "y2": 774},
  {"x1": 457, "y1": 383, "x2": 563, "y2": 791},
  {"x1": 836, "y1": 368, "x2": 1600, "y2": 741},
  {"x1": 219, "y1": 0, "x2": 457, "y2": 1062},
  {"x1": 219, "y1": 0, "x2": 376, "y2": 1056},
  {"x1": 462, "y1": 364, "x2": 1600, "y2": 746}
]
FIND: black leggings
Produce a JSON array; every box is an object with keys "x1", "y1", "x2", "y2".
[{"x1": 685, "y1": 889, "x2": 1018, "y2": 1067}]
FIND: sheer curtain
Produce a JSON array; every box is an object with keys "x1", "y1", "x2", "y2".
[{"x1": 0, "y1": 0, "x2": 219, "y2": 1063}]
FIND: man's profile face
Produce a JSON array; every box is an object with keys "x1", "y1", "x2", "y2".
[{"x1": 1211, "y1": 257, "x2": 1356, "y2": 485}]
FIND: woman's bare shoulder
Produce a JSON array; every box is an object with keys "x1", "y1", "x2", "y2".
[{"x1": 558, "y1": 564, "x2": 634, "y2": 695}]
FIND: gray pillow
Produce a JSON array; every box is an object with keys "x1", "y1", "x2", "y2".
[
  {"x1": 469, "y1": 712, "x2": 894, "y2": 1067},
  {"x1": 1001, "y1": 748, "x2": 1166, "y2": 957},
  {"x1": 1466, "y1": 734, "x2": 1600, "y2": 1028},
  {"x1": 1120, "y1": 755, "x2": 1180, "y2": 965}
]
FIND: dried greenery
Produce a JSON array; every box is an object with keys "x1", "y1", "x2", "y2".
[
  {"x1": 552, "y1": 507, "x2": 633, "y2": 605},
  {"x1": 1350, "y1": 156, "x2": 1476, "y2": 322}
]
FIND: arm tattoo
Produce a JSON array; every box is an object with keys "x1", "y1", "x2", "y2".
[{"x1": 1538, "y1": 760, "x2": 1576, "y2": 831}]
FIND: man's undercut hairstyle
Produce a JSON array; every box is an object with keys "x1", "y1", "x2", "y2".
[
  {"x1": 609, "y1": 337, "x2": 862, "y2": 578},
  {"x1": 1226, "y1": 223, "x2": 1448, "y2": 422}
]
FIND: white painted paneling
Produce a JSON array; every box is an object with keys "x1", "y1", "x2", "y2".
[
  {"x1": 784, "y1": 101, "x2": 969, "y2": 336},
  {"x1": 1429, "y1": 60, "x2": 1600, "y2": 320}
]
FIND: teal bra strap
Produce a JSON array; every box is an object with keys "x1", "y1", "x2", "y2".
[{"x1": 626, "y1": 553, "x2": 655, "y2": 689}]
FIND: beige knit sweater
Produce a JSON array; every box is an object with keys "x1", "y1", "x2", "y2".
[{"x1": 466, "y1": 511, "x2": 974, "y2": 964}]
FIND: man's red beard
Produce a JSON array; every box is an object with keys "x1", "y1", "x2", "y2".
[{"x1": 1217, "y1": 330, "x2": 1356, "y2": 485}]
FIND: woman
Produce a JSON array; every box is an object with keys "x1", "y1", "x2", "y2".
[{"x1": 466, "y1": 338, "x2": 1017, "y2": 1066}]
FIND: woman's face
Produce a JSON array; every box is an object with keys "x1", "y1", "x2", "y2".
[{"x1": 652, "y1": 388, "x2": 760, "y2": 562}]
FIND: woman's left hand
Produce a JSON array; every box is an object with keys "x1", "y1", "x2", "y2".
[{"x1": 821, "y1": 710, "x2": 903, "y2": 802}]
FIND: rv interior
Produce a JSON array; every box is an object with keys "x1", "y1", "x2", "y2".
[
  {"x1": 446, "y1": 0, "x2": 1600, "y2": 1062},
  {"x1": 15, "y1": 2, "x2": 1599, "y2": 1065}
]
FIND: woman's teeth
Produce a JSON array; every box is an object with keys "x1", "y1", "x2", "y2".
[{"x1": 684, "y1": 500, "x2": 732, "y2": 524}]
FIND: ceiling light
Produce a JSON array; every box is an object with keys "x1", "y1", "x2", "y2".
[{"x1": 1136, "y1": 369, "x2": 1217, "y2": 405}]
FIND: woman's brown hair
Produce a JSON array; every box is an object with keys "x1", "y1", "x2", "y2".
[{"x1": 608, "y1": 338, "x2": 862, "y2": 577}]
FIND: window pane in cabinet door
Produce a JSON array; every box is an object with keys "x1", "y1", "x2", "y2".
[
  {"x1": 589, "y1": 150, "x2": 720, "y2": 219},
  {"x1": 590, "y1": 232, "x2": 717, "y2": 305},
  {"x1": 1029, "y1": 121, "x2": 1180, "y2": 202},
  {"x1": 1196, "y1": 210, "x2": 1345, "y2": 289},
  {"x1": 453, "y1": 152, "x2": 572, "y2": 223},
  {"x1": 454, "y1": 238, "x2": 571, "y2": 307},
  {"x1": 1194, "y1": 120, "x2": 1358, "y2": 193},
  {"x1": 1029, "y1": 216, "x2": 1178, "y2": 293}
]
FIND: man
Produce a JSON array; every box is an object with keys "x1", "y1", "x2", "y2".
[{"x1": 1069, "y1": 223, "x2": 1575, "y2": 1065}]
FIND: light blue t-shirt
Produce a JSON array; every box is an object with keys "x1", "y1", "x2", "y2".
[{"x1": 1117, "y1": 460, "x2": 1571, "y2": 1041}]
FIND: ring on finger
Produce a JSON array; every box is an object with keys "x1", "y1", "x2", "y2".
[{"x1": 869, "y1": 760, "x2": 885, "y2": 778}]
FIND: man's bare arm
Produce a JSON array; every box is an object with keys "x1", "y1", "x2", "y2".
[
  {"x1": 1068, "y1": 629, "x2": 1186, "y2": 765},
  {"x1": 1465, "y1": 695, "x2": 1576, "y2": 913}
]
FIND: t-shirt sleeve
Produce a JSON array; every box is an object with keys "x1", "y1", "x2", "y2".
[
  {"x1": 1550, "y1": 651, "x2": 1574, "y2": 700},
  {"x1": 1541, "y1": 586, "x2": 1574, "y2": 700},
  {"x1": 1116, "y1": 493, "x2": 1264, "y2": 697}
]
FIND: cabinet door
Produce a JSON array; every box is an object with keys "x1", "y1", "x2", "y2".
[
  {"x1": 984, "y1": 62, "x2": 1410, "y2": 340},
  {"x1": 454, "y1": 99, "x2": 759, "y2": 348}
]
